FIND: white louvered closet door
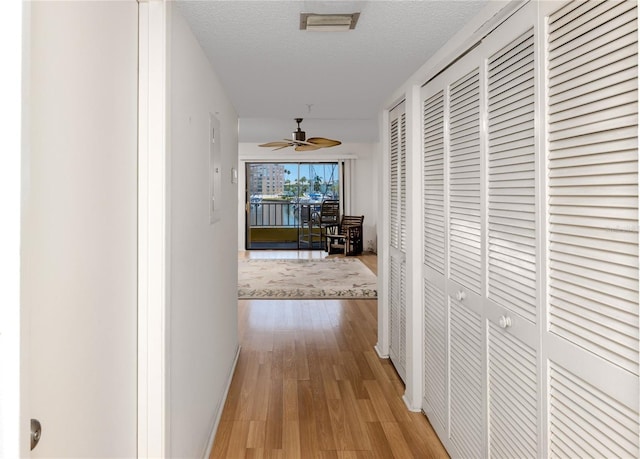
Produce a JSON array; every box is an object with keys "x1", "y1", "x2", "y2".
[
  {"x1": 417, "y1": 1, "x2": 639, "y2": 458},
  {"x1": 544, "y1": 1, "x2": 639, "y2": 457},
  {"x1": 420, "y1": 48, "x2": 486, "y2": 458},
  {"x1": 420, "y1": 3, "x2": 542, "y2": 458},
  {"x1": 388, "y1": 102, "x2": 407, "y2": 381},
  {"x1": 422, "y1": 89, "x2": 448, "y2": 437},
  {"x1": 485, "y1": 21, "x2": 540, "y2": 459},
  {"x1": 447, "y1": 66, "x2": 485, "y2": 459}
]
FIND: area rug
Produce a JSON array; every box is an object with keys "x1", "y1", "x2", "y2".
[{"x1": 238, "y1": 257, "x2": 378, "y2": 299}]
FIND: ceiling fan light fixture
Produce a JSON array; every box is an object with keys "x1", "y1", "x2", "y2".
[
  {"x1": 300, "y1": 13, "x2": 360, "y2": 31},
  {"x1": 292, "y1": 117, "x2": 306, "y2": 141}
]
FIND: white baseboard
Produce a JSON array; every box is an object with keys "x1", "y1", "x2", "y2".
[
  {"x1": 374, "y1": 343, "x2": 389, "y2": 359},
  {"x1": 402, "y1": 394, "x2": 422, "y2": 413},
  {"x1": 202, "y1": 344, "x2": 241, "y2": 459}
]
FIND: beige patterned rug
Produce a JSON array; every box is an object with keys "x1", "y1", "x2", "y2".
[{"x1": 238, "y1": 257, "x2": 377, "y2": 299}]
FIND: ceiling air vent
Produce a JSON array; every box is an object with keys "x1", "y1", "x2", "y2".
[{"x1": 299, "y1": 13, "x2": 360, "y2": 31}]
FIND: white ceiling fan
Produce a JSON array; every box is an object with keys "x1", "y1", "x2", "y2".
[{"x1": 259, "y1": 118, "x2": 342, "y2": 151}]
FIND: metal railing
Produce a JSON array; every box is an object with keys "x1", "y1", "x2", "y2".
[{"x1": 249, "y1": 201, "x2": 298, "y2": 227}]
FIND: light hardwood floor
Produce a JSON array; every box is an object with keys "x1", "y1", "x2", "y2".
[{"x1": 211, "y1": 251, "x2": 448, "y2": 458}]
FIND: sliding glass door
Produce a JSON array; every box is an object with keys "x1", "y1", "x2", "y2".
[{"x1": 245, "y1": 162, "x2": 341, "y2": 249}]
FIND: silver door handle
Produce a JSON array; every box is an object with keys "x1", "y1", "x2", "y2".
[{"x1": 31, "y1": 418, "x2": 42, "y2": 451}]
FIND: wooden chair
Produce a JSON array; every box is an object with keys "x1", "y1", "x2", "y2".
[{"x1": 326, "y1": 215, "x2": 364, "y2": 256}]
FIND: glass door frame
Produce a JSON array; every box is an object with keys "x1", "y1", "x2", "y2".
[{"x1": 244, "y1": 161, "x2": 343, "y2": 250}]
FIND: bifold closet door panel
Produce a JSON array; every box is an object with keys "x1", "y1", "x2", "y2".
[
  {"x1": 485, "y1": 23, "x2": 539, "y2": 458},
  {"x1": 544, "y1": 0, "x2": 639, "y2": 457},
  {"x1": 447, "y1": 66, "x2": 485, "y2": 459},
  {"x1": 422, "y1": 89, "x2": 448, "y2": 436},
  {"x1": 420, "y1": 51, "x2": 486, "y2": 458},
  {"x1": 388, "y1": 103, "x2": 407, "y2": 381}
]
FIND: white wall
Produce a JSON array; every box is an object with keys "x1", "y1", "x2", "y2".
[
  {"x1": 237, "y1": 142, "x2": 378, "y2": 251},
  {"x1": 348, "y1": 143, "x2": 380, "y2": 252},
  {"x1": 23, "y1": 1, "x2": 138, "y2": 456},
  {"x1": 169, "y1": 6, "x2": 239, "y2": 457}
]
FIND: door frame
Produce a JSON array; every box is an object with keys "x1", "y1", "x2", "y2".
[
  {"x1": 137, "y1": 0, "x2": 169, "y2": 456},
  {"x1": 11, "y1": 0, "x2": 169, "y2": 456},
  {"x1": 2, "y1": 1, "x2": 26, "y2": 456},
  {"x1": 244, "y1": 161, "x2": 344, "y2": 250}
]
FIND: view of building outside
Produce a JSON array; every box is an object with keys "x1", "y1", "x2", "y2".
[
  {"x1": 248, "y1": 162, "x2": 339, "y2": 201},
  {"x1": 246, "y1": 162, "x2": 341, "y2": 249},
  {"x1": 248, "y1": 163, "x2": 285, "y2": 196}
]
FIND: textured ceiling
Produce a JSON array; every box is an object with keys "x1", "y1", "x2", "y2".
[{"x1": 176, "y1": 0, "x2": 488, "y2": 142}]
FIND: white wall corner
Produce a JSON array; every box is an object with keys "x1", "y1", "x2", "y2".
[
  {"x1": 376, "y1": 108, "x2": 392, "y2": 357},
  {"x1": 403, "y1": 84, "x2": 425, "y2": 413}
]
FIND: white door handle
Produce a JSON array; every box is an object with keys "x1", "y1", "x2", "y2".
[
  {"x1": 455, "y1": 290, "x2": 466, "y2": 301},
  {"x1": 499, "y1": 315, "x2": 512, "y2": 329}
]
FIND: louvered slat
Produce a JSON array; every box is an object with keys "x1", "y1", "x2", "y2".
[
  {"x1": 450, "y1": 301, "x2": 483, "y2": 459},
  {"x1": 424, "y1": 91, "x2": 446, "y2": 273},
  {"x1": 449, "y1": 69, "x2": 482, "y2": 293},
  {"x1": 548, "y1": 0, "x2": 639, "y2": 375},
  {"x1": 488, "y1": 28, "x2": 537, "y2": 323},
  {"x1": 423, "y1": 280, "x2": 447, "y2": 429},
  {"x1": 489, "y1": 323, "x2": 537, "y2": 458},
  {"x1": 390, "y1": 118, "x2": 399, "y2": 249},
  {"x1": 549, "y1": 363, "x2": 639, "y2": 458}
]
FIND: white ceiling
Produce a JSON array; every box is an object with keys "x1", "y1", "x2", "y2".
[{"x1": 176, "y1": 0, "x2": 488, "y2": 143}]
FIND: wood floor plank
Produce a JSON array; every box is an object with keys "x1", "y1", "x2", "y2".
[
  {"x1": 210, "y1": 251, "x2": 449, "y2": 459},
  {"x1": 310, "y1": 381, "x2": 337, "y2": 451},
  {"x1": 283, "y1": 378, "x2": 298, "y2": 421},
  {"x1": 328, "y1": 397, "x2": 354, "y2": 451},
  {"x1": 264, "y1": 379, "x2": 283, "y2": 450},
  {"x1": 364, "y1": 422, "x2": 395, "y2": 459},
  {"x1": 397, "y1": 418, "x2": 449, "y2": 459},
  {"x1": 282, "y1": 421, "x2": 301, "y2": 457},
  {"x1": 227, "y1": 420, "x2": 251, "y2": 458},
  {"x1": 356, "y1": 398, "x2": 378, "y2": 423},
  {"x1": 363, "y1": 380, "x2": 396, "y2": 422},
  {"x1": 380, "y1": 421, "x2": 415, "y2": 459},
  {"x1": 245, "y1": 448, "x2": 265, "y2": 459},
  {"x1": 247, "y1": 421, "x2": 266, "y2": 449},
  {"x1": 337, "y1": 379, "x2": 372, "y2": 450},
  {"x1": 251, "y1": 362, "x2": 272, "y2": 421},
  {"x1": 210, "y1": 420, "x2": 233, "y2": 458},
  {"x1": 298, "y1": 419, "x2": 321, "y2": 455}
]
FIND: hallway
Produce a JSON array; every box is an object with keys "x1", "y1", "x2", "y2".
[{"x1": 211, "y1": 252, "x2": 448, "y2": 458}]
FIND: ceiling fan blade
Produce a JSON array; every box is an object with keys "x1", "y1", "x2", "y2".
[
  {"x1": 307, "y1": 137, "x2": 342, "y2": 147},
  {"x1": 259, "y1": 141, "x2": 292, "y2": 148},
  {"x1": 272, "y1": 144, "x2": 292, "y2": 151},
  {"x1": 295, "y1": 144, "x2": 321, "y2": 152}
]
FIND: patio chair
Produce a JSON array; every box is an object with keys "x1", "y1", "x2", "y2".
[{"x1": 326, "y1": 215, "x2": 364, "y2": 256}]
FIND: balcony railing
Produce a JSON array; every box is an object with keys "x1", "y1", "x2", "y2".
[
  {"x1": 249, "y1": 200, "x2": 322, "y2": 227},
  {"x1": 250, "y1": 201, "x2": 295, "y2": 227}
]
